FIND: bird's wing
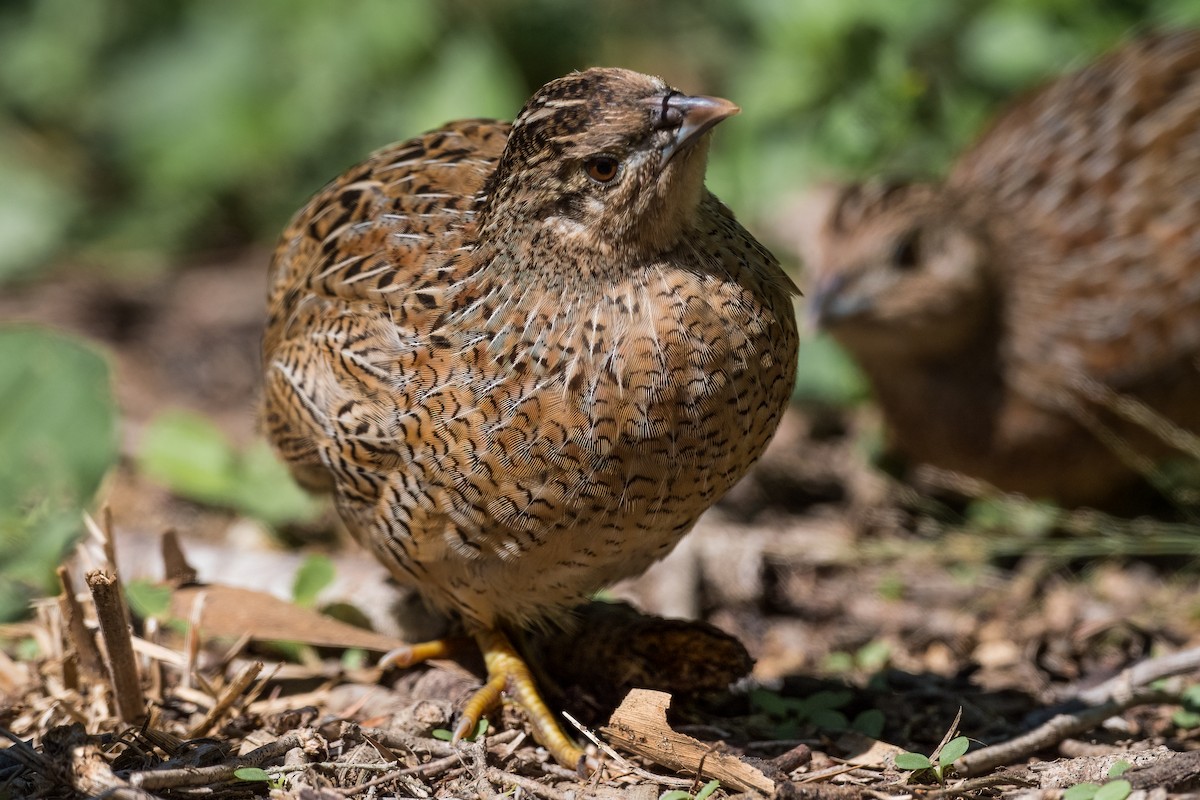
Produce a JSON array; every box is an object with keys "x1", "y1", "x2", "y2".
[{"x1": 261, "y1": 119, "x2": 510, "y2": 489}]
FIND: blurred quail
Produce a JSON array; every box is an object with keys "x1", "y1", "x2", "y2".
[
  {"x1": 262, "y1": 68, "x2": 798, "y2": 766},
  {"x1": 800, "y1": 31, "x2": 1200, "y2": 507}
]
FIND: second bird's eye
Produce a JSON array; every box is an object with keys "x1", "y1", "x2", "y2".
[
  {"x1": 584, "y1": 156, "x2": 621, "y2": 184},
  {"x1": 891, "y1": 228, "x2": 922, "y2": 270}
]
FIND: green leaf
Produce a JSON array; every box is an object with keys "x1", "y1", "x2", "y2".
[
  {"x1": 966, "y1": 497, "x2": 1061, "y2": 538},
  {"x1": 138, "y1": 410, "x2": 319, "y2": 526},
  {"x1": 855, "y1": 640, "x2": 891, "y2": 672},
  {"x1": 1174, "y1": 709, "x2": 1200, "y2": 728},
  {"x1": 822, "y1": 651, "x2": 855, "y2": 674},
  {"x1": 139, "y1": 410, "x2": 237, "y2": 502},
  {"x1": 1181, "y1": 683, "x2": 1200, "y2": 708},
  {"x1": 851, "y1": 709, "x2": 885, "y2": 739},
  {"x1": 748, "y1": 688, "x2": 806, "y2": 717},
  {"x1": 292, "y1": 554, "x2": 335, "y2": 607},
  {"x1": 938, "y1": 736, "x2": 970, "y2": 766},
  {"x1": 229, "y1": 440, "x2": 322, "y2": 526},
  {"x1": 124, "y1": 580, "x2": 172, "y2": 620},
  {"x1": 0, "y1": 145, "x2": 79, "y2": 281},
  {"x1": 1063, "y1": 783, "x2": 1101, "y2": 800},
  {"x1": 431, "y1": 728, "x2": 453, "y2": 741},
  {"x1": 659, "y1": 792, "x2": 693, "y2": 800},
  {"x1": 0, "y1": 326, "x2": 118, "y2": 620},
  {"x1": 1106, "y1": 761, "x2": 1132, "y2": 779},
  {"x1": 791, "y1": 334, "x2": 870, "y2": 407},
  {"x1": 894, "y1": 752, "x2": 933, "y2": 771},
  {"x1": 802, "y1": 690, "x2": 853, "y2": 711},
  {"x1": 694, "y1": 779, "x2": 720, "y2": 800},
  {"x1": 233, "y1": 767, "x2": 271, "y2": 783},
  {"x1": 341, "y1": 648, "x2": 367, "y2": 670},
  {"x1": 807, "y1": 708, "x2": 849, "y2": 732},
  {"x1": 1094, "y1": 780, "x2": 1132, "y2": 800}
]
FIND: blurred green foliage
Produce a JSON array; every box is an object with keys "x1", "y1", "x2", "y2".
[
  {"x1": 138, "y1": 409, "x2": 321, "y2": 526},
  {"x1": 292, "y1": 553, "x2": 336, "y2": 608},
  {"x1": 0, "y1": 327, "x2": 118, "y2": 619},
  {"x1": 2, "y1": 0, "x2": 1196, "y2": 281}
]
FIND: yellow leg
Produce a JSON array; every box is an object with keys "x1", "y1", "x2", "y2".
[
  {"x1": 379, "y1": 630, "x2": 589, "y2": 771},
  {"x1": 460, "y1": 629, "x2": 588, "y2": 771}
]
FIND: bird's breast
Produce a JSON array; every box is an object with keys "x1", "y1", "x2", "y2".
[{"x1": 425, "y1": 264, "x2": 792, "y2": 516}]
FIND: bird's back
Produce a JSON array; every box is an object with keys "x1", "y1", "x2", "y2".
[{"x1": 950, "y1": 30, "x2": 1200, "y2": 389}]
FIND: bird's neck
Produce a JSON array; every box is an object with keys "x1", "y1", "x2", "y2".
[{"x1": 470, "y1": 221, "x2": 642, "y2": 296}]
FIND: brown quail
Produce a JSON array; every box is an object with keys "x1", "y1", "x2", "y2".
[
  {"x1": 800, "y1": 31, "x2": 1200, "y2": 508},
  {"x1": 262, "y1": 68, "x2": 798, "y2": 766}
]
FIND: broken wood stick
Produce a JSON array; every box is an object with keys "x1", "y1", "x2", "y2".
[
  {"x1": 57, "y1": 566, "x2": 105, "y2": 679},
  {"x1": 602, "y1": 689, "x2": 778, "y2": 794},
  {"x1": 87, "y1": 570, "x2": 146, "y2": 724},
  {"x1": 186, "y1": 660, "x2": 263, "y2": 738}
]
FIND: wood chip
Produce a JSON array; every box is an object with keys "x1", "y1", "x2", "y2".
[{"x1": 602, "y1": 689, "x2": 778, "y2": 794}]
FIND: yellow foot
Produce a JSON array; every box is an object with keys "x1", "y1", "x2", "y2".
[
  {"x1": 461, "y1": 629, "x2": 588, "y2": 772},
  {"x1": 379, "y1": 636, "x2": 470, "y2": 669},
  {"x1": 378, "y1": 630, "x2": 589, "y2": 771}
]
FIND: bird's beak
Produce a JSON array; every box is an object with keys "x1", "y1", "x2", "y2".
[
  {"x1": 653, "y1": 93, "x2": 740, "y2": 166},
  {"x1": 807, "y1": 272, "x2": 868, "y2": 333}
]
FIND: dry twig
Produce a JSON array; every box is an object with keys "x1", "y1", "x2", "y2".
[
  {"x1": 127, "y1": 729, "x2": 310, "y2": 790},
  {"x1": 185, "y1": 660, "x2": 263, "y2": 738},
  {"x1": 56, "y1": 566, "x2": 105, "y2": 679},
  {"x1": 87, "y1": 570, "x2": 146, "y2": 724}
]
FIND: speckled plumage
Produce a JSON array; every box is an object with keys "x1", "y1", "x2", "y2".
[
  {"x1": 263, "y1": 68, "x2": 796, "y2": 639},
  {"x1": 802, "y1": 32, "x2": 1200, "y2": 507}
]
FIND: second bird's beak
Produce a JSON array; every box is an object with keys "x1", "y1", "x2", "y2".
[
  {"x1": 653, "y1": 93, "x2": 740, "y2": 166},
  {"x1": 807, "y1": 272, "x2": 870, "y2": 333}
]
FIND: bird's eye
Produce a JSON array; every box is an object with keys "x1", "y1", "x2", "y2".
[
  {"x1": 892, "y1": 228, "x2": 921, "y2": 270},
  {"x1": 584, "y1": 156, "x2": 621, "y2": 184}
]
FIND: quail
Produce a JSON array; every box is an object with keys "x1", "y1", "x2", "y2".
[
  {"x1": 800, "y1": 31, "x2": 1200, "y2": 508},
  {"x1": 262, "y1": 68, "x2": 799, "y2": 766}
]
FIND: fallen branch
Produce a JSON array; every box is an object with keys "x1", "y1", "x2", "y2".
[
  {"x1": 1125, "y1": 749, "x2": 1200, "y2": 792},
  {"x1": 127, "y1": 730, "x2": 310, "y2": 790},
  {"x1": 1058, "y1": 645, "x2": 1200, "y2": 706},
  {"x1": 956, "y1": 688, "x2": 1177, "y2": 777}
]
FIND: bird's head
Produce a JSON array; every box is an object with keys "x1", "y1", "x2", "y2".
[
  {"x1": 802, "y1": 181, "x2": 993, "y2": 359},
  {"x1": 477, "y1": 68, "x2": 738, "y2": 260}
]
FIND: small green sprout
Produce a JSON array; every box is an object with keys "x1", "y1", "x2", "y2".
[
  {"x1": 894, "y1": 735, "x2": 970, "y2": 783},
  {"x1": 1172, "y1": 684, "x2": 1200, "y2": 728},
  {"x1": 1063, "y1": 779, "x2": 1132, "y2": 800},
  {"x1": 660, "y1": 779, "x2": 720, "y2": 800},
  {"x1": 431, "y1": 719, "x2": 489, "y2": 742},
  {"x1": 234, "y1": 767, "x2": 284, "y2": 789}
]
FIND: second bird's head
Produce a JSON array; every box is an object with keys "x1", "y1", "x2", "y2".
[{"x1": 477, "y1": 68, "x2": 739, "y2": 257}]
